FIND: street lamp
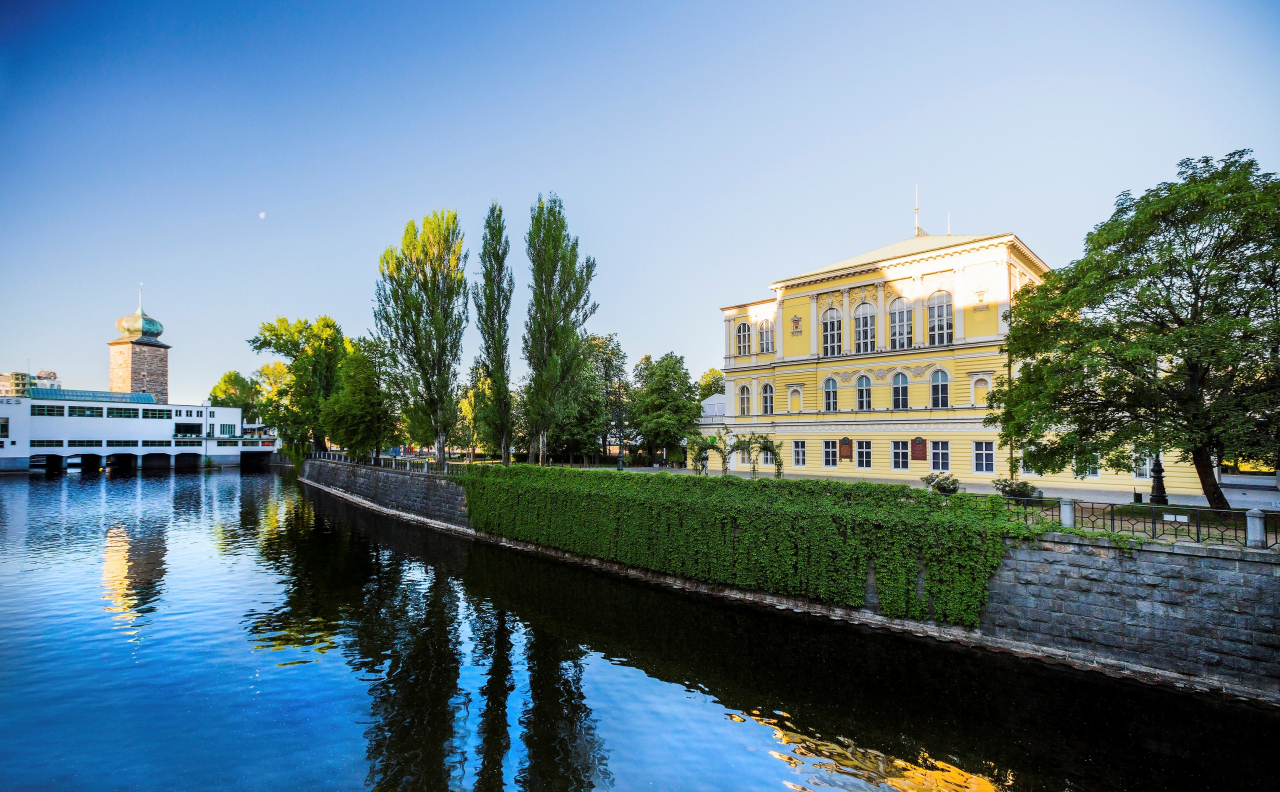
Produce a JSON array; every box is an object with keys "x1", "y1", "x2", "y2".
[{"x1": 1150, "y1": 453, "x2": 1169, "y2": 506}]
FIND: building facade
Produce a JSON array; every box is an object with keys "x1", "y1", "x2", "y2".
[{"x1": 707, "y1": 232, "x2": 1202, "y2": 496}]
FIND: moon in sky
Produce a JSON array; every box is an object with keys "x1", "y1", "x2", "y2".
[{"x1": 259, "y1": 212, "x2": 266, "y2": 219}]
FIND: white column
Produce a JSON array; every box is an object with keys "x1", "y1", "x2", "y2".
[
  {"x1": 725, "y1": 378, "x2": 736, "y2": 416},
  {"x1": 841, "y1": 288, "x2": 850, "y2": 355},
  {"x1": 809, "y1": 295, "x2": 819, "y2": 357},
  {"x1": 954, "y1": 268, "x2": 965, "y2": 342},
  {"x1": 773, "y1": 298, "x2": 784, "y2": 361},
  {"x1": 912, "y1": 275, "x2": 924, "y2": 347},
  {"x1": 724, "y1": 317, "x2": 732, "y2": 366},
  {"x1": 875, "y1": 282, "x2": 886, "y2": 351},
  {"x1": 997, "y1": 261, "x2": 1012, "y2": 335},
  {"x1": 750, "y1": 376, "x2": 759, "y2": 415}
]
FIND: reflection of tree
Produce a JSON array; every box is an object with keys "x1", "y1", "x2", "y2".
[
  {"x1": 101, "y1": 520, "x2": 167, "y2": 631},
  {"x1": 518, "y1": 629, "x2": 610, "y2": 792},
  {"x1": 471, "y1": 605, "x2": 514, "y2": 792}
]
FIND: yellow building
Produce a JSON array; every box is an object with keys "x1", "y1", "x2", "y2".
[{"x1": 711, "y1": 231, "x2": 1202, "y2": 497}]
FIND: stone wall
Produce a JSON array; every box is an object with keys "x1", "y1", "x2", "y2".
[
  {"x1": 299, "y1": 458, "x2": 1280, "y2": 704},
  {"x1": 109, "y1": 342, "x2": 169, "y2": 404}
]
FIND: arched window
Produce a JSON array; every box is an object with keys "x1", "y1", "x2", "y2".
[
  {"x1": 927, "y1": 291, "x2": 953, "y2": 346},
  {"x1": 739, "y1": 385, "x2": 751, "y2": 415},
  {"x1": 735, "y1": 322, "x2": 751, "y2": 356},
  {"x1": 892, "y1": 373, "x2": 909, "y2": 409},
  {"x1": 823, "y1": 378, "x2": 838, "y2": 411},
  {"x1": 759, "y1": 319, "x2": 774, "y2": 353},
  {"x1": 761, "y1": 383, "x2": 774, "y2": 415},
  {"x1": 931, "y1": 370, "x2": 949, "y2": 408},
  {"x1": 856, "y1": 375, "x2": 871, "y2": 410},
  {"x1": 821, "y1": 308, "x2": 842, "y2": 357},
  {"x1": 889, "y1": 297, "x2": 912, "y2": 349},
  {"x1": 853, "y1": 302, "x2": 876, "y2": 353}
]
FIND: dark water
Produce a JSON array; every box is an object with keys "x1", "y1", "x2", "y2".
[{"x1": 1, "y1": 470, "x2": 1277, "y2": 791}]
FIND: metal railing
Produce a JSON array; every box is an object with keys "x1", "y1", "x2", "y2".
[
  {"x1": 1001, "y1": 496, "x2": 1278, "y2": 550},
  {"x1": 307, "y1": 451, "x2": 454, "y2": 475}
]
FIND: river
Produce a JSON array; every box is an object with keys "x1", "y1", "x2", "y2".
[{"x1": 1, "y1": 469, "x2": 1276, "y2": 791}]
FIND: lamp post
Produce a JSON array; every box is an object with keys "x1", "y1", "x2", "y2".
[{"x1": 1150, "y1": 453, "x2": 1169, "y2": 506}]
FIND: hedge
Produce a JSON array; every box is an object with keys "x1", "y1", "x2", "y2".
[{"x1": 457, "y1": 466, "x2": 1039, "y2": 628}]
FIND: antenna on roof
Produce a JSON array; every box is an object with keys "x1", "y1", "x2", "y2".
[
  {"x1": 947, "y1": 212, "x2": 951, "y2": 236},
  {"x1": 914, "y1": 186, "x2": 927, "y2": 236}
]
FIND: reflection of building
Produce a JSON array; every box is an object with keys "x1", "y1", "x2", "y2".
[
  {"x1": 102, "y1": 523, "x2": 168, "y2": 628},
  {"x1": 713, "y1": 231, "x2": 1202, "y2": 495},
  {"x1": 0, "y1": 296, "x2": 272, "y2": 473}
]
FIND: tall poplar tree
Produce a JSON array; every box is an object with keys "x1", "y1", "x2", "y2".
[
  {"x1": 471, "y1": 202, "x2": 516, "y2": 465},
  {"x1": 375, "y1": 211, "x2": 470, "y2": 467},
  {"x1": 521, "y1": 194, "x2": 598, "y2": 465}
]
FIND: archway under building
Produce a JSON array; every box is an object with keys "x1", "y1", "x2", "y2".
[
  {"x1": 31, "y1": 453, "x2": 65, "y2": 471},
  {"x1": 174, "y1": 453, "x2": 202, "y2": 469},
  {"x1": 69, "y1": 453, "x2": 103, "y2": 471},
  {"x1": 240, "y1": 451, "x2": 272, "y2": 470},
  {"x1": 105, "y1": 453, "x2": 138, "y2": 472},
  {"x1": 140, "y1": 453, "x2": 172, "y2": 470}
]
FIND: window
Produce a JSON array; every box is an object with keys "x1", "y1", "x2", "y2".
[
  {"x1": 823, "y1": 440, "x2": 838, "y2": 467},
  {"x1": 889, "y1": 298, "x2": 912, "y2": 349},
  {"x1": 30, "y1": 440, "x2": 63, "y2": 448},
  {"x1": 107, "y1": 407, "x2": 139, "y2": 419},
  {"x1": 220, "y1": 424, "x2": 236, "y2": 436},
  {"x1": 856, "y1": 440, "x2": 872, "y2": 469},
  {"x1": 892, "y1": 373, "x2": 909, "y2": 409},
  {"x1": 174, "y1": 440, "x2": 202, "y2": 447},
  {"x1": 974, "y1": 441, "x2": 995, "y2": 473},
  {"x1": 739, "y1": 386, "x2": 751, "y2": 416},
  {"x1": 759, "y1": 320, "x2": 774, "y2": 353},
  {"x1": 856, "y1": 376, "x2": 871, "y2": 411},
  {"x1": 175, "y1": 423, "x2": 202, "y2": 436},
  {"x1": 1021, "y1": 445, "x2": 1038, "y2": 475},
  {"x1": 761, "y1": 384, "x2": 774, "y2": 415},
  {"x1": 761, "y1": 450, "x2": 773, "y2": 466},
  {"x1": 736, "y1": 322, "x2": 751, "y2": 356},
  {"x1": 822, "y1": 378, "x2": 838, "y2": 411},
  {"x1": 106, "y1": 440, "x2": 137, "y2": 447},
  {"x1": 892, "y1": 440, "x2": 909, "y2": 470},
  {"x1": 931, "y1": 440, "x2": 950, "y2": 471},
  {"x1": 931, "y1": 370, "x2": 949, "y2": 408},
  {"x1": 206, "y1": 425, "x2": 215, "y2": 438},
  {"x1": 31, "y1": 405, "x2": 64, "y2": 417},
  {"x1": 793, "y1": 440, "x2": 806, "y2": 467},
  {"x1": 70, "y1": 406, "x2": 103, "y2": 418},
  {"x1": 185, "y1": 410, "x2": 193, "y2": 417},
  {"x1": 1079, "y1": 457, "x2": 1100, "y2": 478},
  {"x1": 821, "y1": 308, "x2": 842, "y2": 356},
  {"x1": 197, "y1": 410, "x2": 203, "y2": 417},
  {"x1": 0, "y1": 417, "x2": 7, "y2": 439},
  {"x1": 142, "y1": 440, "x2": 171, "y2": 447},
  {"x1": 217, "y1": 440, "x2": 238, "y2": 447},
  {"x1": 69, "y1": 440, "x2": 103, "y2": 448},
  {"x1": 927, "y1": 291, "x2": 953, "y2": 346},
  {"x1": 209, "y1": 411, "x2": 215, "y2": 417},
  {"x1": 142, "y1": 409, "x2": 172, "y2": 419},
  {"x1": 740, "y1": 449, "x2": 750, "y2": 464},
  {"x1": 853, "y1": 302, "x2": 875, "y2": 353},
  {"x1": 1134, "y1": 455, "x2": 1154, "y2": 479}
]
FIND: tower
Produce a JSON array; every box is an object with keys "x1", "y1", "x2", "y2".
[{"x1": 108, "y1": 293, "x2": 170, "y2": 403}]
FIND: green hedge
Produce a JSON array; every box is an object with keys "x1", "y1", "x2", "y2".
[{"x1": 457, "y1": 466, "x2": 1039, "y2": 628}]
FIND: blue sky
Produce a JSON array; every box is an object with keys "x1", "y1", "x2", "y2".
[{"x1": 2, "y1": 1, "x2": 1278, "y2": 404}]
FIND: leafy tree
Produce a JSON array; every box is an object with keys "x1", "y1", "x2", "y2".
[
  {"x1": 322, "y1": 338, "x2": 401, "y2": 459},
  {"x1": 631, "y1": 352, "x2": 700, "y2": 462},
  {"x1": 472, "y1": 202, "x2": 516, "y2": 465},
  {"x1": 521, "y1": 194, "x2": 598, "y2": 465},
  {"x1": 250, "y1": 316, "x2": 347, "y2": 452},
  {"x1": 696, "y1": 368, "x2": 724, "y2": 403},
  {"x1": 988, "y1": 151, "x2": 1280, "y2": 509},
  {"x1": 375, "y1": 211, "x2": 470, "y2": 466},
  {"x1": 209, "y1": 371, "x2": 261, "y2": 422},
  {"x1": 588, "y1": 334, "x2": 630, "y2": 460}
]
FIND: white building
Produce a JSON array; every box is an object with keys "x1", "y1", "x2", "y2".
[{"x1": 0, "y1": 299, "x2": 275, "y2": 473}]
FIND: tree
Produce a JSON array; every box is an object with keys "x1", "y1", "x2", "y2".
[
  {"x1": 588, "y1": 334, "x2": 629, "y2": 461},
  {"x1": 249, "y1": 316, "x2": 347, "y2": 452},
  {"x1": 696, "y1": 368, "x2": 724, "y2": 403},
  {"x1": 521, "y1": 194, "x2": 598, "y2": 465},
  {"x1": 988, "y1": 151, "x2": 1280, "y2": 509},
  {"x1": 209, "y1": 371, "x2": 261, "y2": 422},
  {"x1": 630, "y1": 352, "x2": 700, "y2": 462},
  {"x1": 375, "y1": 211, "x2": 470, "y2": 467},
  {"x1": 472, "y1": 202, "x2": 516, "y2": 465},
  {"x1": 322, "y1": 338, "x2": 401, "y2": 459}
]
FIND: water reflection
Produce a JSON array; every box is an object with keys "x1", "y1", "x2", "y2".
[{"x1": 2, "y1": 471, "x2": 1278, "y2": 791}]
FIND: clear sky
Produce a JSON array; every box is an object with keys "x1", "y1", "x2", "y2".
[{"x1": 2, "y1": 1, "x2": 1278, "y2": 404}]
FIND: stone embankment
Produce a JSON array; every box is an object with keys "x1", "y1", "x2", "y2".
[{"x1": 299, "y1": 458, "x2": 1280, "y2": 705}]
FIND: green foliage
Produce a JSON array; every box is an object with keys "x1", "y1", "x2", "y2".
[
  {"x1": 920, "y1": 472, "x2": 960, "y2": 495},
  {"x1": 696, "y1": 368, "x2": 724, "y2": 403},
  {"x1": 459, "y1": 466, "x2": 1037, "y2": 628},
  {"x1": 522, "y1": 193, "x2": 598, "y2": 465},
  {"x1": 989, "y1": 151, "x2": 1280, "y2": 509},
  {"x1": 375, "y1": 211, "x2": 470, "y2": 463},
  {"x1": 630, "y1": 352, "x2": 699, "y2": 459},
  {"x1": 472, "y1": 202, "x2": 515, "y2": 464},
  {"x1": 250, "y1": 315, "x2": 347, "y2": 452},
  {"x1": 992, "y1": 478, "x2": 1041, "y2": 499},
  {"x1": 321, "y1": 338, "x2": 401, "y2": 458},
  {"x1": 209, "y1": 370, "x2": 261, "y2": 422}
]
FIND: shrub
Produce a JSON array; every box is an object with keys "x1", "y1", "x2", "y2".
[
  {"x1": 920, "y1": 472, "x2": 960, "y2": 495},
  {"x1": 992, "y1": 478, "x2": 1041, "y2": 499},
  {"x1": 457, "y1": 466, "x2": 1037, "y2": 627}
]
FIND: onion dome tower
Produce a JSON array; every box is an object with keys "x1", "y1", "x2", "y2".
[{"x1": 108, "y1": 289, "x2": 170, "y2": 403}]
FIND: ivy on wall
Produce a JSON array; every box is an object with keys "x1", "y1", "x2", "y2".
[{"x1": 458, "y1": 466, "x2": 1039, "y2": 627}]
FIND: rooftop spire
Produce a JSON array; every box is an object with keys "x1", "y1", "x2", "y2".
[{"x1": 913, "y1": 186, "x2": 928, "y2": 236}]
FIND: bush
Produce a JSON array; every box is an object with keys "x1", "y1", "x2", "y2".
[
  {"x1": 920, "y1": 472, "x2": 960, "y2": 495},
  {"x1": 457, "y1": 466, "x2": 1037, "y2": 627},
  {"x1": 992, "y1": 478, "x2": 1041, "y2": 499}
]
